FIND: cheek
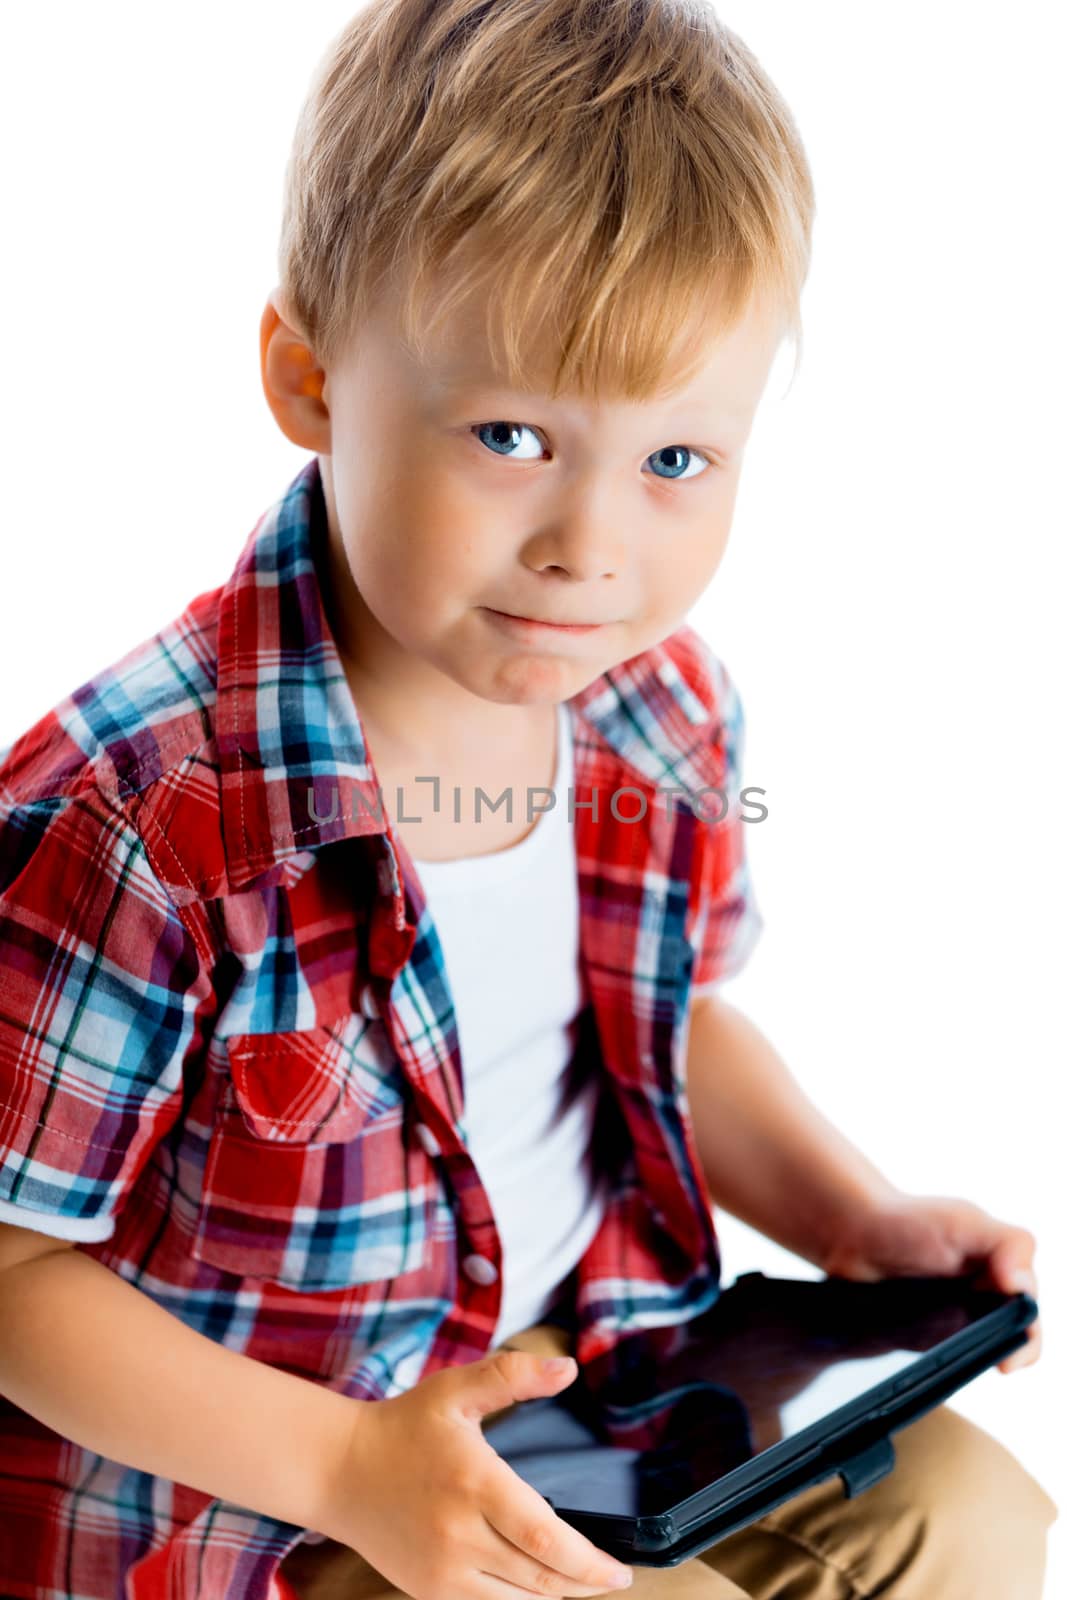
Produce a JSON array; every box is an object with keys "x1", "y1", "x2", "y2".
[
  {"x1": 642, "y1": 523, "x2": 727, "y2": 613},
  {"x1": 666, "y1": 492, "x2": 737, "y2": 589},
  {"x1": 345, "y1": 475, "x2": 493, "y2": 612},
  {"x1": 401, "y1": 462, "x2": 519, "y2": 588}
]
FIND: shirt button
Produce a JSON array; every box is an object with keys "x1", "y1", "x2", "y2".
[
  {"x1": 462, "y1": 1253, "x2": 499, "y2": 1286},
  {"x1": 361, "y1": 987, "x2": 380, "y2": 1020},
  {"x1": 415, "y1": 1121, "x2": 441, "y2": 1158}
]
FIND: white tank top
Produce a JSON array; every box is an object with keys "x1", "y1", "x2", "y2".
[{"x1": 411, "y1": 700, "x2": 610, "y2": 1342}]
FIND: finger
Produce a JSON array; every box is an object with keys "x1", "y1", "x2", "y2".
[
  {"x1": 997, "y1": 1260, "x2": 1041, "y2": 1374},
  {"x1": 476, "y1": 1523, "x2": 630, "y2": 1600},
  {"x1": 476, "y1": 1504, "x2": 630, "y2": 1593},
  {"x1": 1006, "y1": 1265, "x2": 1038, "y2": 1298},
  {"x1": 469, "y1": 1573, "x2": 622, "y2": 1600},
  {"x1": 988, "y1": 1230, "x2": 1037, "y2": 1296},
  {"x1": 484, "y1": 1471, "x2": 632, "y2": 1594},
  {"x1": 999, "y1": 1318, "x2": 1042, "y2": 1374},
  {"x1": 486, "y1": 1507, "x2": 633, "y2": 1596}
]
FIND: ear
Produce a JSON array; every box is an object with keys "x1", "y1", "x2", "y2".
[{"x1": 259, "y1": 287, "x2": 330, "y2": 452}]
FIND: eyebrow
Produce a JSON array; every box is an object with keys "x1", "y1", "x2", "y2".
[
  {"x1": 437, "y1": 376, "x2": 541, "y2": 398},
  {"x1": 437, "y1": 375, "x2": 734, "y2": 423}
]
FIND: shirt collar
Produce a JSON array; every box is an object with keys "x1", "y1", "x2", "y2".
[{"x1": 216, "y1": 456, "x2": 728, "y2": 891}]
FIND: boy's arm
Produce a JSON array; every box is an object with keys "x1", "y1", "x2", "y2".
[
  {"x1": 684, "y1": 993, "x2": 900, "y2": 1270},
  {"x1": 0, "y1": 1227, "x2": 360, "y2": 1541}
]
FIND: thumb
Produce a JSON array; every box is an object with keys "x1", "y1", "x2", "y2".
[{"x1": 456, "y1": 1348, "x2": 577, "y2": 1423}]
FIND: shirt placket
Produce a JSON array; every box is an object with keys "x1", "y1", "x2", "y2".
[
  {"x1": 364, "y1": 825, "x2": 506, "y2": 1341},
  {"x1": 570, "y1": 746, "x2": 720, "y2": 1300}
]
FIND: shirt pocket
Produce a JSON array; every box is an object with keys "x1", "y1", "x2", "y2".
[{"x1": 190, "y1": 1011, "x2": 435, "y2": 1292}]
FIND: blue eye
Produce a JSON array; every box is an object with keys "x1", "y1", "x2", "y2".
[
  {"x1": 469, "y1": 422, "x2": 713, "y2": 481},
  {"x1": 646, "y1": 444, "x2": 710, "y2": 481}
]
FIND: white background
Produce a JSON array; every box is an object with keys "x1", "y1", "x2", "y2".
[{"x1": 1, "y1": 1, "x2": 1064, "y2": 1588}]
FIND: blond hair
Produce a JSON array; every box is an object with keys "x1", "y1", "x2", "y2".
[{"x1": 278, "y1": 0, "x2": 815, "y2": 399}]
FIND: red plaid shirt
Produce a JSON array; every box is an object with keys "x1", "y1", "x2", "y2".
[{"x1": 0, "y1": 456, "x2": 762, "y2": 1599}]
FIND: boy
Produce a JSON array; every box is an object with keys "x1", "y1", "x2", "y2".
[{"x1": 0, "y1": 3, "x2": 1054, "y2": 1598}]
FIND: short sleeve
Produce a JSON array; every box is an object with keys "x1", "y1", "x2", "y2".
[
  {"x1": 0, "y1": 780, "x2": 216, "y2": 1240},
  {"x1": 688, "y1": 656, "x2": 764, "y2": 994}
]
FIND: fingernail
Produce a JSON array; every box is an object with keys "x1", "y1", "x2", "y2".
[
  {"x1": 543, "y1": 1356, "x2": 573, "y2": 1373},
  {"x1": 608, "y1": 1571, "x2": 633, "y2": 1588},
  {"x1": 1010, "y1": 1269, "x2": 1037, "y2": 1295}
]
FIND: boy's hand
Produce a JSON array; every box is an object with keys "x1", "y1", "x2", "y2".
[
  {"x1": 316, "y1": 1349, "x2": 635, "y2": 1600},
  {"x1": 820, "y1": 1191, "x2": 1041, "y2": 1375}
]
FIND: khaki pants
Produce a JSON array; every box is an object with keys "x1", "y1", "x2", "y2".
[{"x1": 278, "y1": 1320, "x2": 1058, "y2": 1600}]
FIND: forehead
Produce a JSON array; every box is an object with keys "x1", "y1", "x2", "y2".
[
  {"x1": 354, "y1": 260, "x2": 785, "y2": 422},
  {"x1": 415, "y1": 285, "x2": 784, "y2": 420}
]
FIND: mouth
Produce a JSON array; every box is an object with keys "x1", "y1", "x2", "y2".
[{"x1": 483, "y1": 608, "x2": 609, "y2": 636}]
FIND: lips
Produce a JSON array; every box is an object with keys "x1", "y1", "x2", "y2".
[
  {"x1": 488, "y1": 608, "x2": 605, "y2": 629},
  {"x1": 514, "y1": 614, "x2": 595, "y2": 626}
]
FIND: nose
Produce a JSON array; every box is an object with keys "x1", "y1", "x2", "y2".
[{"x1": 522, "y1": 491, "x2": 628, "y2": 583}]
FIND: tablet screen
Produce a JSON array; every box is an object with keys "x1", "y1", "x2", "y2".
[{"x1": 483, "y1": 1272, "x2": 1011, "y2": 1518}]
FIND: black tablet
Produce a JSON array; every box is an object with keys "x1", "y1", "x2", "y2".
[{"x1": 481, "y1": 1270, "x2": 1037, "y2": 1566}]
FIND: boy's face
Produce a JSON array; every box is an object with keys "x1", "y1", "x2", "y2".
[{"x1": 261, "y1": 277, "x2": 784, "y2": 749}]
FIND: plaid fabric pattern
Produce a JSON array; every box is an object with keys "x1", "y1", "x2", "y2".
[{"x1": 0, "y1": 456, "x2": 762, "y2": 1599}]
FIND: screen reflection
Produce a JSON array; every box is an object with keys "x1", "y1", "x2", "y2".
[{"x1": 483, "y1": 1272, "x2": 1009, "y2": 1518}]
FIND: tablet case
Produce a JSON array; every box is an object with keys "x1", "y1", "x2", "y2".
[{"x1": 490, "y1": 1271, "x2": 1037, "y2": 1566}]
